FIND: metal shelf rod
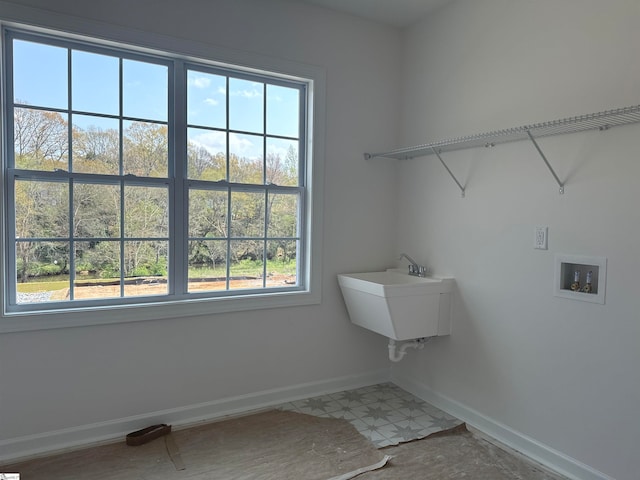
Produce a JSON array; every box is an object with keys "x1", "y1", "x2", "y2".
[
  {"x1": 363, "y1": 104, "x2": 640, "y2": 197},
  {"x1": 526, "y1": 130, "x2": 565, "y2": 194},
  {"x1": 364, "y1": 104, "x2": 640, "y2": 162},
  {"x1": 430, "y1": 146, "x2": 465, "y2": 198}
]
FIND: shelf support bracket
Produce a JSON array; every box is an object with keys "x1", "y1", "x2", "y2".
[
  {"x1": 526, "y1": 130, "x2": 565, "y2": 194},
  {"x1": 430, "y1": 146, "x2": 465, "y2": 197}
]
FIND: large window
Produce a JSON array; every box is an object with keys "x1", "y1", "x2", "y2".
[{"x1": 2, "y1": 28, "x2": 312, "y2": 317}]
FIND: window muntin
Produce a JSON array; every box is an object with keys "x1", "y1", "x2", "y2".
[{"x1": 4, "y1": 29, "x2": 308, "y2": 313}]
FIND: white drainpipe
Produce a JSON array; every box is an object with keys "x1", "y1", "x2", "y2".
[{"x1": 387, "y1": 338, "x2": 428, "y2": 362}]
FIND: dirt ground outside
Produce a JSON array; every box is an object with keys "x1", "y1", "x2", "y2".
[{"x1": 21, "y1": 275, "x2": 296, "y2": 303}]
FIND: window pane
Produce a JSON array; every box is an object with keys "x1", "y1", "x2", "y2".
[
  {"x1": 14, "y1": 108, "x2": 69, "y2": 171},
  {"x1": 13, "y1": 40, "x2": 68, "y2": 109},
  {"x1": 229, "y1": 240, "x2": 263, "y2": 290},
  {"x1": 123, "y1": 59, "x2": 168, "y2": 122},
  {"x1": 229, "y1": 133, "x2": 263, "y2": 184},
  {"x1": 73, "y1": 183, "x2": 120, "y2": 238},
  {"x1": 187, "y1": 128, "x2": 226, "y2": 181},
  {"x1": 229, "y1": 78, "x2": 263, "y2": 133},
  {"x1": 266, "y1": 138, "x2": 298, "y2": 186},
  {"x1": 187, "y1": 70, "x2": 226, "y2": 129},
  {"x1": 266, "y1": 240, "x2": 297, "y2": 287},
  {"x1": 123, "y1": 120, "x2": 168, "y2": 177},
  {"x1": 75, "y1": 240, "x2": 121, "y2": 284},
  {"x1": 15, "y1": 180, "x2": 69, "y2": 238},
  {"x1": 230, "y1": 191, "x2": 265, "y2": 238},
  {"x1": 266, "y1": 84, "x2": 299, "y2": 137},
  {"x1": 16, "y1": 241, "x2": 70, "y2": 304},
  {"x1": 188, "y1": 240, "x2": 227, "y2": 292},
  {"x1": 123, "y1": 241, "x2": 168, "y2": 296},
  {"x1": 72, "y1": 115, "x2": 120, "y2": 175},
  {"x1": 189, "y1": 189, "x2": 228, "y2": 238},
  {"x1": 74, "y1": 241, "x2": 122, "y2": 300},
  {"x1": 72, "y1": 50, "x2": 119, "y2": 115},
  {"x1": 268, "y1": 193, "x2": 298, "y2": 238},
  {"x1": 124, "y1": 186, "x2": 168, "y2": 238}
]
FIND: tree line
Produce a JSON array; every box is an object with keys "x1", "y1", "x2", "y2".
[{"x1": 13, "y1": 107, "x2": 298, "y2": 283}]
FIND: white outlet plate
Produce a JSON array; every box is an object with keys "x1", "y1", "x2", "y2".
[{"x1": 534, "y1": 226, "x2": 548, "y2": 250}]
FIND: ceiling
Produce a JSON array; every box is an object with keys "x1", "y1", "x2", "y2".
[{"x1": 294, "y1": 0, "x2": 453, "y2": 28}]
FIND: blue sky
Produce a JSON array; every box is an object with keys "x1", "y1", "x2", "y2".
[{"x1": 12, "y1": 38, "x2": 300, "y2": 161}]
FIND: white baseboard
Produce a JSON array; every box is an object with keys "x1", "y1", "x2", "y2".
[
  {"x1": 0, "y1": 369, "x2": 390, "y2": 465},
  {"x1": 391, "y1": 373, "x2": 615, "y2": 480}
]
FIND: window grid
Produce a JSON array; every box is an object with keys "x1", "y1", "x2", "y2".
[
  {"x1": 184, "y1": 64, "x2": 303, "y2": 296},
  {"x1": 3, "y1": 28, "x2": 307, "y2": 313}
]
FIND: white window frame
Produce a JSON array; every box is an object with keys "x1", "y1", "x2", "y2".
[{"x1": 0, "y1": 8, "x2": 325, "y2": 333}]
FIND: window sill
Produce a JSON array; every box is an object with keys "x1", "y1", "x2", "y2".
[{"x1": 0, "y1": 289, "x2": 321, "y2": 333}]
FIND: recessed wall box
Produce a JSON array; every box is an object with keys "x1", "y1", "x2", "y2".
[{"x1": 554, "y1": 254, "x2": 607, "y2": 304}]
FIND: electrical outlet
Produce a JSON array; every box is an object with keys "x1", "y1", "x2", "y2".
[{"x1": 534, "y1": 226, "x2": 548, "y2": 250}]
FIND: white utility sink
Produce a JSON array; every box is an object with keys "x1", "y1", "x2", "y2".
[{"x1": 338, "y1": 269, "x2": 454, "y2": 341}]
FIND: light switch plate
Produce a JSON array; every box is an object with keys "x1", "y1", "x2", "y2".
[{"x1": 534, "y1": 226, "x2": 548, "y2": 250}]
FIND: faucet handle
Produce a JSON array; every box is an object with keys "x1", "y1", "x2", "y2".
[{"x1": 408, "y1": 264, "x2": 428, "y2": 277}]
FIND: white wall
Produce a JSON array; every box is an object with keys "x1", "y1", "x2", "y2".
[
  {"x1": 4, "y1": 1, "x2": 636, "y2": 478},
  {"x1": 0, "y1": 0, "x2": 400, "y2": 458},
  {"x1": 393, "y1": 1, "x2": 640, "y2": 479}
]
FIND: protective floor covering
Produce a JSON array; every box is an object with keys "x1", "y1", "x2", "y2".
[
  {"x1": 279, "y1": 382, "x2": 461, "y2": 447},
  {"x1": 1, "y1": 410, "x2": 387, "y2": 480},
  {"x1": 1, "y1": 417, "x2": 569, "y2": 480},
  {"x1": 358, "y1": 424, "x2": 569, "y2": 480},
  {"x1": 2, "y1": 384, "x2": 569, "y2": 480}
]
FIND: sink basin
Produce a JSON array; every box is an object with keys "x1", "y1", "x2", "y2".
[
  {"x1": 337, "y1": 270, "x2": 449, "y2": 296},
  {"x1": 338, "y1": 269, "x2": 454, "y2": 341}
]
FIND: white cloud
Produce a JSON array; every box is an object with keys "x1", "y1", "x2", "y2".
[
  {"x1": 240, "y1": 89, "x2": 262, "y2": 99},
  {"x1": 229, "y1": 85, "x2": 263, "y2": 99},
  {"x1": 204, "y1": 98, "x2": 219, "y2": 106},
  {"x1": 229, "y1": 133, "x2": 261, "y2": 160},
  {"x1": 267, "y1": 143, "x2": 288, "y2": 158},
  {"x1": 189, "y1": 132, "x2": 261, "y2": 161},
  {"x1": 190, "y1": 130, "x2": 226, "y2": 155},
  {"x1": 189, "y1": 75, "x2": 211, "y2": 89},
  {"x1": 267, "y1": 139, "x2": 297, "y2": 160}
]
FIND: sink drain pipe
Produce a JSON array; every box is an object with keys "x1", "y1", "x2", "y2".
[{"x1": 388, "y1": 338, "x2": 428, "y2": 362}]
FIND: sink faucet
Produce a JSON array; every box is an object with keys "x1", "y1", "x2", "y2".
[{"x1": 399, "y1": 253, "x2": 427, "y2": 277}]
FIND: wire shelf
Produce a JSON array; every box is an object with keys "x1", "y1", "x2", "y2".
[{"x1": 365, "y1": 104, "x2": 640, "y2": 160}]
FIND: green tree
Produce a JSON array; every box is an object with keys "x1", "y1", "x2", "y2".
[
  {"x1": 73, "y1": 125, "x2": 119, "y2": 174},
  {"x1": 123, "y1": 122, "x2": 168, "y2": 177},
  {"x1": 188, "y1": 143, "x2": 226, "y2": 181}
]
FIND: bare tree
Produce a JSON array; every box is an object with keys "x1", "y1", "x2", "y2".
[{"x1": 13, "y1": 106, "x2": 68, "y2": 169}]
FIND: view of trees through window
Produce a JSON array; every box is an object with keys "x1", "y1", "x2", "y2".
[{"x1": 6, "y1": 32, "x2": 305, "y2": 308}]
